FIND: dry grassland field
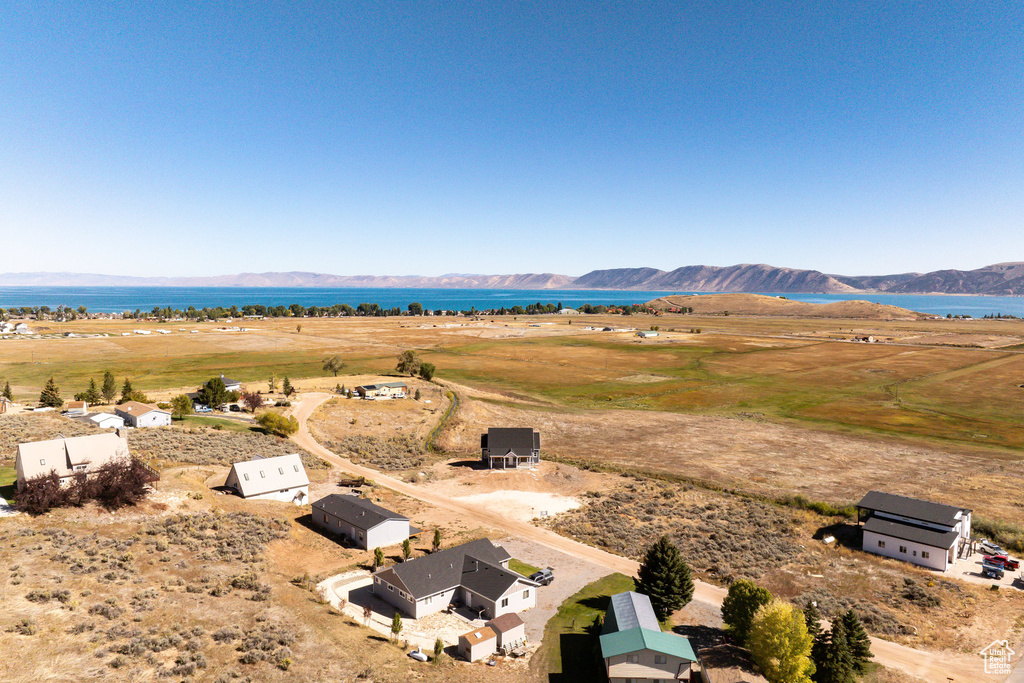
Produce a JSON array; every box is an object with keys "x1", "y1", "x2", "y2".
[{"x1": 2, "y1": 299, "x2": 1024, "y2": 679}]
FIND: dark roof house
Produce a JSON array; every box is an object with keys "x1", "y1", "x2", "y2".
[
  {"x1": 856, "y1": 490, "x2": 972, "y2": 572},
  {"x1": 480, "y1": 428, "x2": 540, "y2": 469}
]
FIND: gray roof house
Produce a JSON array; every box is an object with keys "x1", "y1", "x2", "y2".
[
  {"x1": 312, "y1": 494, "x2": 413, "y2": 550},
  {"x1": 372, "y1": 538, "x2": 539, "y2": 620},
  {"x1": 857, "y1": 490, "x2": 972, "y2": 571},
  {"x1": 600, "y1": 591, "x2": 699, "y2": 682},
  {"x1": 480, "y1": 427, "x2": 540, "y2": 469},
  {"x1": 354, "y1": 382, "x2": 408, "y2": 399},
  {"x1": 224, "y1": 454, "x2": 309, "y2": 505}
]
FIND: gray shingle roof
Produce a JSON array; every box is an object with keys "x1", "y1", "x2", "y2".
[
  {"x1": 863, "y1": 516, "x2": 959, "y2": 549},
  {"x1": 857, "y1": 490, "x2": 968, "y2": 527},
  {"x1": 602, "y1": 591, "x2": 661, "y2": 634},
  {"x1": 313, "y1": 494, "x2": 407, "y2": 531},
  {"x1": 373, "y1": 538, "x2": 520, "y2": 600},
  {"x1": 482, "y1": 428, "x2": 540, "y2": 454}
]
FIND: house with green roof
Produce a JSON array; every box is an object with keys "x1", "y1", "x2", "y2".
[{"x1": 599, "y1": 591, "x2": 700, "y2": 682}]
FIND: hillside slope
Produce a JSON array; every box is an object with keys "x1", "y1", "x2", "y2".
[{"x1": 646, "y1": 293, "x2": 927, "y2": 319}]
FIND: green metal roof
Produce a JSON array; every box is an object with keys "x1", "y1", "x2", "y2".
[{"x1": 599, "y1": 626, "x2": 697, "y2": 661}]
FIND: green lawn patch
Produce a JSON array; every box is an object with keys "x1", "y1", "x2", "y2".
[
  {"x1": 0, "y1": 465, "x2": 17, "y2": 501},
  {"x1": 173, "y1": 415, "x2": 256, "y2": 433},
  {"x1": 540, "y1": 572, "x2": 635, "y2": 681},
  {"x1": 508, "y1": 558, "x2": 541, "y2": 577}
]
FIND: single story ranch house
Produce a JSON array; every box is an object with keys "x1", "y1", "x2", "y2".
[
  {"x1": 224, "y1": 453, "x2": 309, "y2": 505},
  {"x1": 114, "y1": 401, "x2": 172, "y2": 428},
  {"x1": 354, "y1": 382, "x2": 408, "y2": 399},
  {"x1": 480, "y1": 427, "x2": 540, "y2": 469},
  {"x1": 312, "y1": 494, "x2": 413, "y2": 550},
  {"x1": 372, "y1": 538, "x2": 538, "y2": 620},
  {"x1": 857, "y1": 490, "x2": 972, "y2": 571},
  {"x1": 600, "y1": 591, "x2": 699, "y2": 682}
]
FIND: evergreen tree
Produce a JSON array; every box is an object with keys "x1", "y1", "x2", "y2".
[
  {"x1": 635, "y1": 536, "x2": 694, "y2": 620},
  {"x1": 432, "y1": 528, "x2": 442, "y2": 552},
  {"x1": 840, "y1": 610, "x2": 873, "y2": 672},
  {"x1": 721, "y1": 579, "x2": 773, "y2": 646},
  {"x1": 390, "y1": 612, "x2": 403, "y2": 640},
  {"x1": 402, "y1": 539, "x2": 412, "y2": 561},
  {"x1": 3, "y1": 380, "x2": 14, "y2": 401},
  {"x1": 816, "y1": 619, "x2": 855, "y2": 683},
  {"x1": 282, "y1": 376, "x2": 294, "y2": 396},
  {"x1": 76, "y1": 378, "x2": 101, "y2": 404},
  {"x1": 373, "y1": 547, "x2": 384, "y2": 569},
  {"x1": 120, "y1": 377, "x2": 134, "y2": 404},
  {"x1": 39, "y1": 377, "x2": 63, "y2": 408},
  {"x1": 803, "y1": 601, "x2": 822, "y2": 641},
  {"x1": 414, "y1": 388, "x2": 421, "y2": 401},
  {"x1": 433, "y1": 637, "x2": 444, "y2": 663},
  {"x1": 101, "y1": 371, "x2": 117, "y2": 403}
]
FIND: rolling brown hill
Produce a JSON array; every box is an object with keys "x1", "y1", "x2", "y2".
[{"x1": 646, "y1": 293, "x2": 928, "y2": 319}]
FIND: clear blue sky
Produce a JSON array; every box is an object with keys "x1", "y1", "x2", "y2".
[{"x1": 1, "y1": 1, "x2": 1021, "y2": 277}]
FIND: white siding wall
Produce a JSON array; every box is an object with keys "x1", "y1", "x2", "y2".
[
  {"x1": 366, "y1": 519, "x2": 411, "y2": 550},
  {"x1": 459, "y1": 634, "x2": 496, "y2": 662},
  {"x1": 862, "y1": 530, "x2": 950, "y2": 571},
  {"x1": 244, "y1": 486, "x2": 309, "y2": 504},
  {"x1": 605, "y1": 650, "x2": 692, "y2": 681}
]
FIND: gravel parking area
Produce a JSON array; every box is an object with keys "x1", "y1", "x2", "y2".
[
  {"x1": 947, "y1": 551, "x2": 1024, "y2": 590},
  {"x1": 496, "y1": 535, "x2": 616, "y2": 644}
]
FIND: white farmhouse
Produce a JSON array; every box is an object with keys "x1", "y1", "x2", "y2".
[
  {"x1": 857, "y1": 490, "x2": 972, "y2": 571},
  {"x1": 114, "y1": 401, "x2": 171, "y2": 428},
  {"x1": 15, "y1": 432, "x2": 130, "y2": 490},
  {"x1": 311, "y1": 494, "x2": 412, "y2": 550},
  {"x1": 224, "y1": 453, "x2": 309, "y2": 504}
]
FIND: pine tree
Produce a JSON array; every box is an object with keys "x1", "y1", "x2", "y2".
[
  {"x1": 373, "y1": 547, "x2": 384, "y2": 569},
  {"x1": 80, "y1": 378, "x2": 101, "y2": 404},
  {"x1": 101, "y1": 371, "x2": 117, "y2": 403},
  {"x1": 817, "y1": 619, "x2": 855, "y2": 683},
  {"x1": 390, "y1": 611, "x2": 403, "y2": 640},
  {"x1": 402, "y1": 539, "x2": 411, "y2": 561},
  {"x1": 39, "y1": 377, "x2": 63, "y2": 408},
  {"x1": 2, "y1": 381, "x2": 13, "y2": 401},
  {"x1": 803, "y1": 601, "x2": 822, "y2": 641},
  {"x1": 120, "y1": 377, "x2": 134, "y2": 404},
  {"x1": 432, "y1": 528, "x2": 442, "y2": 552},
  {"x1": 840, "y1": 610, "x2": 872, "y2": 672},
  {"x1": 635, "y1": 536, "x2": 695, "y2": 620},
  {"x1": 282, "y1": 376, "x2": 294, "y2": 397}
]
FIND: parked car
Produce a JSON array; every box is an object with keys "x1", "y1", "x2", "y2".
[
  {"x1": 980, "y1": 540, "x2": 1006, "y2": 555},
  {"x1": 984, "y1": 555, "x2": 1020, "y2": 570},
  {"x1": 982, "y1": 562, "x2": 1005, "y2": 579},
  {"x1": 229, "y1": 403, "x2": 241, "y2": 412},
  {"x1": 529, "y1": 568, "x2": 555, "y2": 586},
  {"x1": 194, "y1": 404, "x2": 212, "y2": 413}
]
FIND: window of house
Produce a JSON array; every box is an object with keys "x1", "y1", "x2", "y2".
[
  {"x1": 399, "y1": 591, "x2": 406, "y2": 598},
  {"x1": 877, "y1": 540, "x2": 885, "y2": 548},
  {"x1": 243, "y1": 473, "x2": 250, "y2": 481},
  {"x1": 388, "y1": 585, "x2": 394, "y2": 591},
  {"x1": 501, "y1": 598, "x2": 509, "y2": 608},
  {"x1": 626, "y1": 654, "x2": 640, "y2": 663},
  {"x1": 260, "y1": 470, "x2": 266, "y2": 478},
  {"x1": 912, "y1": 550, "x2": 917, "y2": 556},
  {"x1": 654, "y1": 654, "x2": 667, "y2": 664},
  {"x1": 523, "y1": 590, "x2": 529, "y2": 599},
  {"x1": 293, "y1": 465, "x2": 299, "y2": 472},
  {"x1": 278, "y1": 467, "x2": 284, "y2": 475},
  {"x1": 899, "y1": 545, "x2": 907, "y2": 553},
  {"x1": 39, "y1": 459, "x2": 46, "y2": 466},
  {"x1": 922, "y1": 551, "x2": 930, "y2": 559}
]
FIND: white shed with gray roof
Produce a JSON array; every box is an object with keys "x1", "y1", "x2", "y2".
[{"x1": 311, "y1": 494, "x2": 412, "y2": 549}]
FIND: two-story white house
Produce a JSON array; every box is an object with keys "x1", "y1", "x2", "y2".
[
  {"x1": 372, "y1": 538, "x2": 538, "y2": 620},
  {"x1": 600, "y1": 592, "x2": 699, "y2": 682},
  {"x1": 857, "y1": 490, "x2": 972, "y2": 571},
  {"x1": 15, "y1": 432, "x2": 131, "y2": 490}
]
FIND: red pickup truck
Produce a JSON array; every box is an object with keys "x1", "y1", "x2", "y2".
[{"x1": 984, "y1": 555, "x2": 1020, "y2": 570}]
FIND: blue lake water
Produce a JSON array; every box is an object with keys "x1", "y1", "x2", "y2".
[{"x1": 0, "y1": 286, "x2": 1022, "y2": 318}]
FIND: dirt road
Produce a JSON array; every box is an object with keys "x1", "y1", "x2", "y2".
[{"x1": 291, "y1": 392, "x2": 998, "y2": 682}]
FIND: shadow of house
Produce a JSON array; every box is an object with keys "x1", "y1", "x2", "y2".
[{"x1": 549, "y1": 632, "x2": 605, "y2": 683}]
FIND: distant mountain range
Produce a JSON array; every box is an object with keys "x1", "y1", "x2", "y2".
[{"x1": 3, "y1": 263, "x2": 1024, "y2": 295}]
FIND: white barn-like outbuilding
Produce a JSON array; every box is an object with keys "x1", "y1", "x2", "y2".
[{"x1": 224, "y1": 453, "x2": 309, "y2": 505}]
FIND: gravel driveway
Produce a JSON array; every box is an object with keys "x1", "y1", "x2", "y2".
[{"x1": 497, "y1": 535, "x2": 616, "y2": 643}]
